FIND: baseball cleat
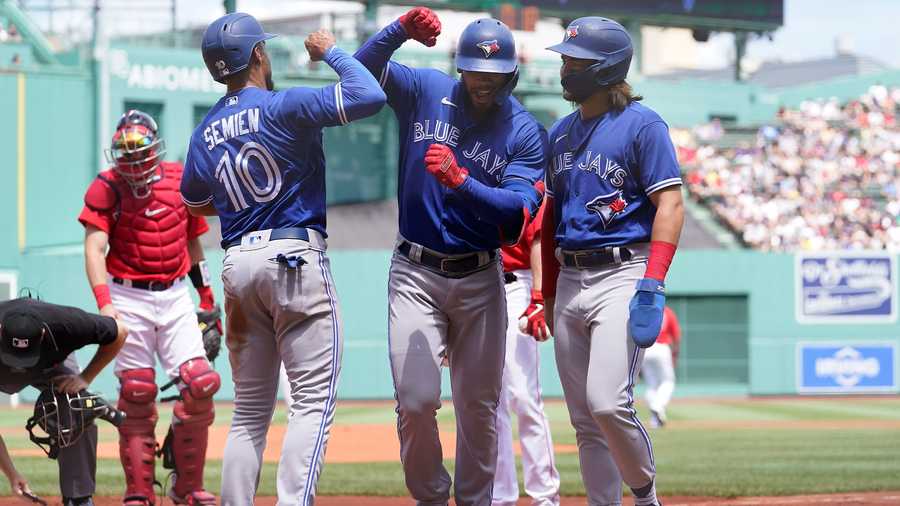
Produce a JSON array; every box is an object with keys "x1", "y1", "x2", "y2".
[{"x1": 167, "y1": 489, "x2": 216, "y2": 505}]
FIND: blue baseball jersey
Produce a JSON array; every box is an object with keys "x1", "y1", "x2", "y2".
[
  {"x1": 546, "y1": 102, "x2": 682, "y2": 250},
  {"x1": 355, "y1": 22, "x2": 546, "y2": 255},
  {"x1": 181, "y1": 47, "x2": 385, "y2": 248}
]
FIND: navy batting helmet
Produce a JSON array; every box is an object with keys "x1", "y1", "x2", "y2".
[
  {"x1": 201, "y1": 12, "x2": 276, "y2": 84},
  {"x1": 456, "y1": 18, "x2": 519, "y2": 103},
  {"x1": 547, "y1": 17, "x2": 633, "y2": 101}
]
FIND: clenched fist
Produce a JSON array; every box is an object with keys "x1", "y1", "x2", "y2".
[
  {"x1": 305, "y1": 29, "x2": 336, "y2": 62},
  {"x1": 424, "y1": 144, "x2": 468, "y2": 188},
  {"x1": 399, "y1": 7, "x2": 441, "y2": 47}
]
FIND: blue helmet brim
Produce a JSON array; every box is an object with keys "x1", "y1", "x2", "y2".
[
  {"x1": 546, "y1": 41, "x2": 605, "y2": 61},
  {"x1": 456, "y1": 55, "x2": 517, "y2": 75}
]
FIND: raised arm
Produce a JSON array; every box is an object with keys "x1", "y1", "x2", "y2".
[
  {"x1": 281, "y1": 30, "x2": 386, "y2": 128},
  {"x1": 354, "y1": 7, "x2": 440, "y2": 74},
  {"x1": 307, "y1": 30, "x2": 386, "y2": 124}
]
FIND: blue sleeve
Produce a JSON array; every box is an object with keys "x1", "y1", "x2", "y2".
[
  {"x1": 180, "y1": 141, "x2": 213, "y2": 206},
  {"x1": 635, "y1": 121, "x2": 682, "y2": 195},
  {"x1": 353, "y1": 21, "x2": 420, "y2": 110},
  {"x1": 454, "y1": 122, "x2": 547, "y2": 235},
  {"x1": 280, "y1": 47, "x2": 386, "y2": 128},
  {"x1": 544, "y1": 120, "x2": 564, "y2": 198}
]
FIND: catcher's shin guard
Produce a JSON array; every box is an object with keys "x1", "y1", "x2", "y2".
[
  {"x1": 117, "y1": 368, "x2": 159, "y2": 505},
  {"x1": 170, "y1": 358, "x2": 220, "y2": 499}
]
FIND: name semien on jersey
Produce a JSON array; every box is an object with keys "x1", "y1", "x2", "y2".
[{"x1": 202, "y1": 108, "x2": 261, "y2": 150}]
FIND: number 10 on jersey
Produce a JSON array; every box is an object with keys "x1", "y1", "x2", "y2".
[{"x1": 215, "y1": 141, "x2": 283, "y2": 211}]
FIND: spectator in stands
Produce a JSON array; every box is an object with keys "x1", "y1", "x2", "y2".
[{"x1": 681, "y1": 86, "x2": 900, "y2": 251}]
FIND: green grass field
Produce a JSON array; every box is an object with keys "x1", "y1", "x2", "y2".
[{"x1": 2, "y1": 397, "x2": 900, "y2": 498}]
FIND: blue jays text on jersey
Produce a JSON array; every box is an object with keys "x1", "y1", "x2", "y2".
[
  {"x1": 545, "y1": 101, "x2": 682, "y2": 250},
  {"x1": 354, "y1": 21, "x2": 547, "y2": 254},
  {"x1": 180, "y1": 47, "x2": 385, "y2": 248}
]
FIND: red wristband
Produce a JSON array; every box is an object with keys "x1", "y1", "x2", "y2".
[
  {"x1": 644, "y1": 241, "x2": 677, "y2": 281},
  {"x1": 92, "y1": 284, "x2": 112, "y2": 310},
  {"x1": 197, "y1": 285, "x2": 215, "y2": 311},
  {"x1": 530, "y1": 289, "x2": 544, "y2": 304}
]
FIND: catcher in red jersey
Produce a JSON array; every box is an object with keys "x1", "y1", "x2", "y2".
[{"x1": 78, "y1": 110, "x2": 222, "y2": 506}]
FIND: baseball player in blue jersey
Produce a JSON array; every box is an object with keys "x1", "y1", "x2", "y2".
[
  {"x1": 354, "y1": 8, "x2": 546, "y2": 506},
  {"x1": 541, "y1": 18, "x2": 684, "y2": 506},
  {"x1": 180, "y1": 13, "x2": 385, "y2": 506}
]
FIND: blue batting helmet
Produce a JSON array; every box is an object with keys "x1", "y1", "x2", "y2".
[
  {"x1": 456, "y1": 18, "x2": 519, "y2": 104},
  {"x1": 547, "y1": 17, "x2": 633, "y2": 101},
  {"x1": 201, "y1": 12, "x2": 276, "y2": 84}
]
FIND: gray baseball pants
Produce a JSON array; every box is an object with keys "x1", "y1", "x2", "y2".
[
  {"x1": 388, "y1": 250, "x2": 507, "y2": 506},
  {"x1": 219, "y1": 230, "x2": 343, "y2": 506},
  {"x1": 553, "y1": 251, "x2": 656, "y2": 506}
]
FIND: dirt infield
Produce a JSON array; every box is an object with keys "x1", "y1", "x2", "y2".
[{"x1": 5, "y1": 492, "x2": 900, "y2": 505}]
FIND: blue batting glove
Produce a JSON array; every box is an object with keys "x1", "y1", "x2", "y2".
[{"x1": 628, "y1": 278, "x2": 665, "y2": 348}]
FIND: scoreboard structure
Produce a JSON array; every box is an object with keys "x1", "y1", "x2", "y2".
[{"x1": 366, "y1": 0, "x2": 784, "y2": 32}]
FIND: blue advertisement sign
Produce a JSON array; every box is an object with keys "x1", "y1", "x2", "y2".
[
  {"x1": 797, "y1": 343, "x2": 897, "y2": 393},
  {"x1": 796, "y1": 253, "x2": 896, "y2": 323}
]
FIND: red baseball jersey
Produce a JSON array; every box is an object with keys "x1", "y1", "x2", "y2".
[
  {"x1": 657, "y1": 306, "x2": 681, "y2": 346},
  {"x1": 502, "y1": 199, "x2": 546, "y2": 273},
  {"x1": 78, "y1": 162, "x2": 209, "y2": 283}
]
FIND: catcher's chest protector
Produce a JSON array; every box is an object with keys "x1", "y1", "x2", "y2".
[{"x1": 106, "y1": 163, "x2": 192, "y2": 276}]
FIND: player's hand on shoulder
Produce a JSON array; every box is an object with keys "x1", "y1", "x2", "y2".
[
  {"x1": 399, "y1": 7, "x2": 441, "y2": 47},
  {"x1": 305, "y1": 29, "x2": 336, "y2": 62}
]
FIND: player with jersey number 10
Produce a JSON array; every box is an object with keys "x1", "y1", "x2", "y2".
[
  {"x1": 181, "y1": 12, "x2": 386, "y2": 506},
  {"x1": 541, "y1": 17, "x2": 684, "y2": 506}
]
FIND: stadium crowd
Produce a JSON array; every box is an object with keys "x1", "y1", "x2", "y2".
[{"x1": 682, "y1": 85, "x2": 900, "y2": 251}]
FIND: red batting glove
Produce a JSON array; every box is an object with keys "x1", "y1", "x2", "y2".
[
  {"x1": 398, "y1": 7, "x2": 441, "y2": 47},
  {"x1": 519, "y1": 289, "x2": 551, "y2": 342},
  {"x1": 425, "y1": 144, "x2": 468, "y2": 189},
  {"x1": 197, "y1": 285, "x2": 216, "y2": 311}
]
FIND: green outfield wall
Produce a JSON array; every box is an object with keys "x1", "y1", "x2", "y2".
[
  {"x1": 2, "y1": 41, "x2": 899, "y2": 402},
  {"x1": 5, "y1": 248, "x2": 899, "y2": 401}
]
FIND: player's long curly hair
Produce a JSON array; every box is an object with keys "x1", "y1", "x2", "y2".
[{"x1": 608, "y1": 81, "x2": 643, "y2": 111}]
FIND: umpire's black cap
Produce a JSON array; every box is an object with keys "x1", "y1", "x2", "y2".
[{"x1": 0, "y1": 309, "x2": 44, "y2": 369}]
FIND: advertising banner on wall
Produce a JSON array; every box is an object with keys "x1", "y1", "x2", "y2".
[
  {"x1": 796, "y1": 342, "x2": 897, "y2": 393},
  {"x1": 795, "y1": 252, "x2": 897, "y2": 323}
]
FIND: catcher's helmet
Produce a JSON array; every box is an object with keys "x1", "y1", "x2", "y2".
[
  {"x1": 202, "y1": 12, "x2": 276, "y2": 84},
  {"x1": 547, "y1": 17, "x2": 633, "y2": 101},
  {"x1": 455, "y1": 18, "x2": 519, "y2": 104},
  {"x1": 105, "y1": 110, "x2": 166, "y2": 198},
  {"x1": 26, "y1": 389, "x2": 124, "y2": 459}
]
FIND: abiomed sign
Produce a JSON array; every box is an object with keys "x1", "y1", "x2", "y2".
[
  {"x1": 108, "y1": 48, "x2": 224, "y2": 94},
  {"x1": 796, "y1": 342, "x2": 897, "y2": 393},
  {"x1": 796, "y1": 252, "x2": 897, "y2": 323}
]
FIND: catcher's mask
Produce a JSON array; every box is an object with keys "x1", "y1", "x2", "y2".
[
  {"x1": 26, "y1": 388, "x2": 124, "y2": 459},
  {"x1": 104, "y1": 110, "x2": 167, "y2": 198}
]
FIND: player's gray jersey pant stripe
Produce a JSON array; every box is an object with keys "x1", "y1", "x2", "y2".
[
  {"x1": 301, "y1": 251, "x2": 342, "y2": 504},
  {"x1": 553, "y1": 258, "x2": 656, "y2": 503},
  {"x1": 220, "y1": 233, "x2": 342, "y2": 506},
  {"x1": 388, "y1": 252, "x2": 507, "y2": 506},
  {"x1": 626, "y1": 345, "x2": 655, "y2": 466}
]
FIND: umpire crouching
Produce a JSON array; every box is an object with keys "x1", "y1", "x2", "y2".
[{"x1": 0, "y1": 297, "x2": 128, "y2": 505}]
